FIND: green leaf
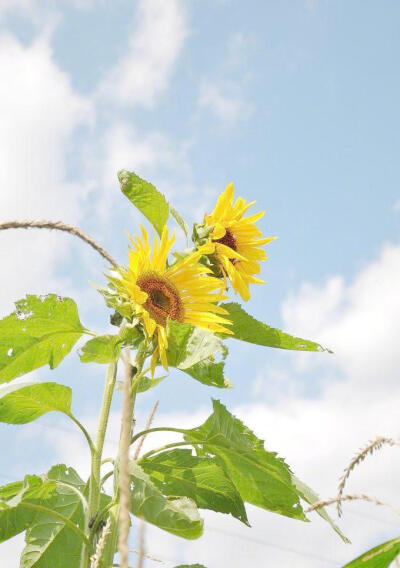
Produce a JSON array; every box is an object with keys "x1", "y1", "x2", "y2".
[
  {"x1": 167, "y1": 320, "x2": 231, "y2": 389},
  {"x1": 170, "y1": 205, "x2": 189, "y2": 241},
  {"x1": 139, "y1": 449, "x2": 248, "y2": 525},
  {"x1": 118, "y1": 170, "x2": 169, "y2": 237},
  {"x1": 184, "y1": 400, "x2": 305, "y2": 520},
  {"x1": 20, "y1": 465, "x2": 87, "y2": 568},
  {"x1": 0, "y1": 382, "x2": 71, "y2": 424},
  {"x1": 221, "y1": 303, "x2": 330, "y2": 352},
  {"x1": 136, "y1": 375, "x2": 167, "y2": 393},
  {"x1": 129, "y1": 461, "x2": 203, "y2": 540},
  {"x1": 0, "y1": 295, "x2": 85, "y2": 383},
  {"x1": 292, "y1": 476, "x2": 349, "y2": 543},
  {"x1": 343, "y1": 537, "x2": 400, "y2": 567},
  {"x1": 0, "y1": 475, "x2": 56, "y2": 543},
  {"x1": 79, "y1": 334, "x2": 121, "y2": 364}
]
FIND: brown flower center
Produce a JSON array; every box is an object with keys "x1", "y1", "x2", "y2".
[
  {"x1": 137, "y1": 272, "x2": 184, "y2": 326},
  {"x1": 214, "y1": 228, "x2": 239, "y2": 264},
  {"x1": 214, "y1": 228, "x2": 237, "y2": 251}
]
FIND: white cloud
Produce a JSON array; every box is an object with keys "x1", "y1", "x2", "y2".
[
  {"x1": 99, "y1": 0, "x2": 187, "y2": 107},
  {"x1": 0, "y1": 32, "x2": 93, "y2": 314},
  {"x1": 197, "y1": 80, "x2": 251, "y2": 124}
]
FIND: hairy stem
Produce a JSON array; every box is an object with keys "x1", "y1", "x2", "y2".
[
  {"x1": 80, "y1": 361, "x2": 118, "y2": 568},
  {"x1": 67, "y1": 413, "x2": 96, "y2": 454}
]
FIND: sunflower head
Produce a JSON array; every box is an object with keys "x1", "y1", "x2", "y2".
[
  {"x1": 106, "y1": 225, "x2": 232, "y2": 374},
  {"x1": 197, "y1": 182, "x2": 276, "y2": 302}
]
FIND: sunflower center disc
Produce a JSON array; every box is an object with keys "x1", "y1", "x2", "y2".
[
  {"x1": 137, "y1": 273, "x2": 184, "y2": 326},
  {"x1": 215, "y1": 228, "x2": 237, "y2": 251}
]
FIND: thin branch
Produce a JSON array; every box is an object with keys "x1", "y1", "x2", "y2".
[
  {"x1": 0, "y1": 220, "x2": 117, "y2": 266},
  {"x1": 306, "y1": 493, "x2": 399, "y2": 515},
  {"x1": 133, "y1": 401, "x2": 159, "y2": 460},
  {"x1": 337, "y1": 436, "x2": 400, "y2": 516}
]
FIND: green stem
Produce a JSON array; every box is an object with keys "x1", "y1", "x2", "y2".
[
  {"x1": 19, "y1": 503, "x2": 89, "y2": 543},
  {"x1": 80, "y1": 360, "x2": 118, "y2": 568},
  {"x1": 138, "y1": 441, "x2": 192, "y2": 461},
  {"x1": 67, "y1": 413, "x2": 95, "y2": 454},
  {"x1": 131, "y1": 426, "x2": 184, "y2": 445}
]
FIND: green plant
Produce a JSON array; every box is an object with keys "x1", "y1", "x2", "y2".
[{"x1": 0, "y1": 172, "x2": 346, "y2": 567}]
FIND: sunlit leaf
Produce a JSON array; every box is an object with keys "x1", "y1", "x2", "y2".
[
  {"x1": 0, "y1": 475, "x2": 56, "y2": 543},
  {"x1": 130, "y1": 461, "x2": 203, "y2": 539},
  {"x1": 139, "y1": 448, "x2": 248, "y2": 524},
  {"x1": 20, "y1": 465, "x2": 87, "y2": 568},
  {"x1": 183, "y1": 400, "x2": 305, "y2": 520},
  {"x1": 167, "y1": 320, "x2": 230, "y2": 388},
  {"x1": 343, "y1": 537, "x2": 400, "y2": 567},
  {"x1": 118, "y1": 170, "x2": 169, "y2": 236},
  {"x1": 293, "y1": 476, "x2": 349, "y2": 543},
  {"x1": 79, "y1": 334, "x2": 121, "y2": 364},
  {"x1": 221, "y1": 303, "x2": 330, "y2": 352},
  {"x1": 0, "y1": 382, "x2": 71, "y2": 424},
  {"x1": 0, "y1": 295, "x2": 85, "y2": 383}
]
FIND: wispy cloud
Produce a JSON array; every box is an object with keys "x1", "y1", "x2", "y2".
[{"x1": 98, "y1": 0, "x2": 187, "y2": 107}]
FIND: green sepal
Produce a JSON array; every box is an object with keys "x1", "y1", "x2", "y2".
[
  {"x1": 221, "y1": 302, "x2": 331, "y2": 352},
  {"x1": 166, "y1": 320, "x2": 231, "y2": 389},
  {"x1": 0, "y1": 295, "x2": 86, "y2": 383},
  {"x1": 129, "y1": 461, "x2": 203, "y2": 540},
  {"x1": 139, "y1": 448, "x2": 248, "y2": 525}
]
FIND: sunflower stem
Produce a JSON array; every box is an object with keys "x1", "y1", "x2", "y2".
[{"x1": 80, "y1": 360, "x2": 118, "y2": 568}]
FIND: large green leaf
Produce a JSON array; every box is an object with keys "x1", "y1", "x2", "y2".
[
  {"x1": 167, "y1": 320, "x2": 230, "y2": 389},
  {"x1": 20, "y1": 465, "x2": 86, "y2": 568},
  {"x1": 79, "y1": 334, "x2": 121, "y2": 364},
  {"x1": 292, "y1": 475, "x2": 349, "y2": 543},
  {"x1": 221, "y1": 303, "x2": 330, "y2": 352},
  {"x1": 0, "y1": 382, "x2": 71, "y2": 424},
  {"x1": 184, "y1": 400, "x2": 305, "y2": 520},
  {"x1": 118, "y1": 170, "x2": 169, "y2": 236},
  {"x1": 343, "y1": 537, "x2": 400, "y2": 567},
  {"x1": 0, "y1": 295, "x2": 85, "y2": 383},
  {"x1": 130, "y1": 461, "x2": 203, "y2": 540},
  {"x1": 139, "y1": 449, "x2": 248, "y2": 525},
  {"x1": 0, "y1": 474, "x2": 56, "y2": 543}
]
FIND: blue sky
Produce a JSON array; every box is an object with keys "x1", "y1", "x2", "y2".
[{"x1": 0, "y1": 1, "x2": 400, "y2": 567}]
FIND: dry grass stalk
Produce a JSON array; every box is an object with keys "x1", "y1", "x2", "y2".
[
  {"x1": 118, "y1": 350, "x2": 136, "y2": 568},
  {"x1": 90, "y1": 516, "x2": 112, "y2": 568},
  {"x1": 0, "y1": 220, "x2": 117, "y2": 266},
  {"x1": 305, "y1": 493, "x2": 397, "y2": 514},
  {"x1": 133, "y1": 401, "x2": 160, "y2": 461},
  {"x1": 337, "y1": 436, "x2": 400, "y2": 516}
]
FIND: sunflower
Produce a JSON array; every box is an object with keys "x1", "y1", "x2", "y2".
[
  {"x1": 202, "y1": 182, "x2": 275, "y2": 302},
  {"x1": 108, "y1": 226, "x2": 232, "y2": 374}
]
